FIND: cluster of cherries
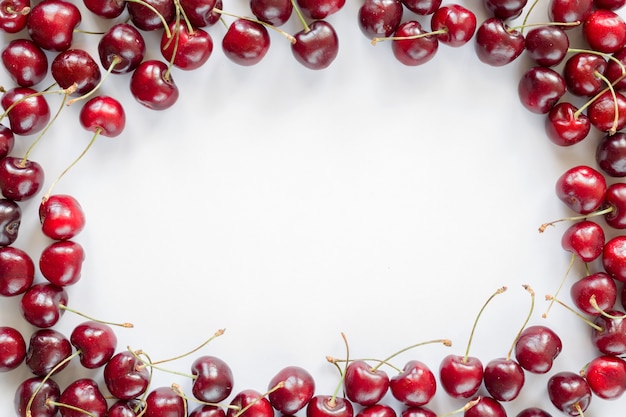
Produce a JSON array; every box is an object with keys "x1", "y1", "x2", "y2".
[{"x1": 1, "y1": 0, "x2": 626, "y2": 416}]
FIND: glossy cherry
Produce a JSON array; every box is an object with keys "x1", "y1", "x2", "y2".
[
  {"x1": 474, "y1": 17, "x2": 525, "y2": 66},
  {"x1": 127, "y1": 0, "x2": 175, "y2": 31},
  {"x1": 464, "y1": 396, "x2": 507, "y2": 417},
  {"x1": 344, "y1": 359, "x2": 389, "y2": 406},
  {"x1": 20, "y1": 282, "x2": 68, "y2": 328},
  {"x1": 483, "y1": 357, "x2": 525, "y2": 401},
  {"x1": 70, "y1": 321, "x2": 117, "y2": 369},
  {"x1": 358, "y1": 0, "x2": 403, "y2": 39},
  {"x1": 251, "y1": 0, "x2": 292, "y2": 25},
  {"x1": 483, "y1": 0, "x2": 528, "y2": 20},
  {"x1": 1, "y1": 38, "x2": 48, "y2": 87},
  {"x1": 14, "y1": 376, "x2": 61, "y2": 417},
  {"x1": 582, "y1": 8, "x2": 626, "y2": 53},
  {"x1": 39, "y1": 194, "x2": 86, "y2": 241},
  {"x1": 560, "y1": 220, "x2": 604, "y2": 262},
  {"x1": 297, "y1": 0, "x2": 345, "y2": 19},
  {"x1": 26, "y1": 0, "x2": 81, "y2": 51},
  {"x1": 596, "y1": 132, "x2": 626, "y2": 177},
  {"x1": 179, "y1": 0, "x2": 219, "y2": 27},
  {"x1": 602, "y1": 235, "x2": 626, "y2": 282},
  {"x1": 161, "y1": 21, "x2": 213, "y2": 70},
  {"x1": 356, "y1": 404, "x2": 396, "y2": 417},
  {"x1": 291, "y1": 20, "x2": 339, "y2": 70},
  {"x1": 306, "y1": 394, "x2": 354, "y2": 417},
  {"x1": 39, "y1": 240, "x2": 85, "y2": 287},
  {"x1": 145, "y1": 386, "x2": 187, "y2": 417},
  {"x1": 570, "y1": 272, "x2": 617, "y2": 315},
  {"x1": 0, "y1": 124, "x2": 14, "y2": 158},
  {"x1": 267, "y1": 365, "x2": 315, "y2": 414},
  {"x1": 591, "y1": 311, "x2": 626, "y2": 355},
  {"x1": 515, "y1": 408, "x2": 552, "y2": 417},
  {"x1": 429, "y1": 4, "x2": 476, "y2": 47},
  {"x1": 58, "y1": 378, "x2": 108, "y2": 417},
  {"x1": 98, "y1": 23, "x2": 147, "y2": 74},
  {"x1": 524, "y1": 25, "x2": 569, "y2": 67},
  {"x1": 548, "y1": 0, "x2": 592, "y2": 26},
  {"x1": 545, "y1": 102, "x2": 591, "y2": 146},
  {"x1": 563, "y1": 52, "x2": 607, "y2": 97},
  {"x1": 0, "y1": 0, "x2": 30, "y2": 33},
  {"x1": 390, "y1": 21, "x2": 439, "y2": 66},
  {"x1": 227, "y1": 389, "x2": 273, "y2": 417},
  {"x1": 83, "y1": 0, "x2": 125, "y2": 18},
  {"x1": 51, "y1": 49, "x2": 101, "y2": 95},
  {"x1": 0, "y1": 246, "x2": 34, "y2": 296},
  {"x1": 222, "y1": 18, "x2": 271, "y2": 66},
  {"x1": 25, "y1": 328, "x2": 72, "y2": 376},
  {"x1": 0, "y1": 157, "x2": 44, "y2": 201},
  {"x1": 130, "y1": 60, "x2": 180, "y2": 110},
  {"x1": 190, "y1": 404, "x2": 227, "y2": 417},
  {"x1": 400, "y1": 0, "x2": 440, "y2": 15},
  {"x1": 439, "y1": 354, "x2": 483, "y2": 399},
  {"x1": 584, "y1": 355, "x2": 626, "y2": 399},
  {"x1": 1, "y1": 86, "x2": 50, "y2": 136},
  {"x1": 104, "y1": 351, "x2": 151, "y2": 400},
  {"x1": 518, "y1": 66, "x2": 566, "y2": 114},
  {"x1": 547, "y1": 371, "x2": 592, "y2": 416},
  {"x1": 389, "y1": 360, "x2": 437, "y2": 406},
  {"x1": 79, "y1": 95, "x2": 126, "y2": 137},
  {"x1": 0, "y1": 326, "x2": 26, "y2": 371},
  {"x1": 603, "y1": 182, "x2": 626, "y2": 228},
  {"x1": 514, "y1": 325, "x2": 562, "y2": 374},
  {"x1": 555, "y1": 165, "x2": 607, "y2": 215}
]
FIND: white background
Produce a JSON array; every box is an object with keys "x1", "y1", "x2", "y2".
[{"x1": 1, "y1": 0, "x2": 625, "y2": 416}]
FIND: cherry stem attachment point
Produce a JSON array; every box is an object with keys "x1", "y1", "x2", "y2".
[
  {"x1": 371, "y1": 29, "x2": 447, "y2": 46},
  {"x1": 544, "y1": 294, "x2": 603, "y2": 331},
  {"x1": 370, "y1": 339, "x2": 452, "y2": 372},
  {"x1": 542, "y1": 252, "x2": 576, "y2": 319},
  {"x1": 149, "y1": 328, "x2": 225, "y2": 366},
  {"x1": 437, "y1": 397, "x2": 481, "y2": 417},
  {"x1": 590, "y1": 295, "x2": 626, "y2": 319},
  {"x1": 538, "y1": 206, "x2": 615, "y2": 232}
]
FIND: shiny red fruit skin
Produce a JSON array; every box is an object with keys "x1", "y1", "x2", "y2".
[
  {"x1": 130, "y1": 60, "x2": 180, "y2": 110},
  {"x1": 555, "y1": 165, "x2": 607, "y2": 215},
  {"x1": 602, "y1": 235, "x2": 626, "y2": 282},
  {"x1": 306, "y1": 395, "x2": 354, "y2": 417},
  {"x1": 1, "y1": 87, "x2": 50, "y2": 136},
  {"x1": 0, "y1": 157, "x2": 44, "y2": 201},
  {"x1": 0, "y1": 246, "x2": 34, "y2": 296},
  {"x1": 267, "y1": 365, "x2": 315, "y2": 414},
  {"x1": 160, "y1": 21, "x2": 213, "y2": 70},
  {"x1": 79, "y1": 95, "x2": 126, "y2": 137},
  {"x1": 222, "y1": 19, "x2": 271, "y2": 66},
  {"x1": 39, "y1": 194, "x2": 86, "y2": 240},
  {"x1": 26, "y1": 0, "x2": 81, "y2": 51},
  {"x1": 0, "y1": 0, "x2": 30, "y2": 33},
  {"x1": 438, "y1": 354, "x2": 483, "y2": 399},
  {"x1": 584, "y1": 355, "x2": 626, "y2": 399},
  {"x1": 2, "y1": 38, "x2": 48, "y2": 87},
  {"x1": 39, "y1": 240, "x2": 85, "y2": 286},
  {"x1": 291, "y1": 20, "x2": 339, "y2": 70},
  {"x1": 545, "y1": 102, "x2": 590, "y2": 146}
]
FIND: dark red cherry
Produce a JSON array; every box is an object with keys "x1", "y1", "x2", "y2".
[
  {"x1": 548, "y1": 0, "x2": 592, "y2": 27},
  {"x1": 570, "y1": 272, "x2": 617, "y2": 315},
  {"x1": 145, "y1": 386, "x2": 187, "y2": 417},
  {"x1": 358, "y1": 0, "x2": 403, "y2": 39},
  {"x1": 83, "y1": 0, "x2": 125, "y2": 18},
  {"x1": 0, "y1": 326, "x2": 26, "y2": 371},
  {"x1": 563, "y1": 52, "x2": 607, "y2": 97},
  {"x1": 250, "y1": 0, "x2": 292, "y2": 26},
  {"x1": 51, "y1": 49, "x2": 101, "y2": 95},
  {"x1": 603, "y1": 182, "x2": 626, "y2": 229},
  {"x1": 524, "y1": 25, "x2": 569, "y2": 67},
  {"x1": 306, "y1": 395, "x2": 354, "y2": 417},
  {"x1": 474, "y1": 17, "x2": 525, "y2": 66},
  {"x1": 108, "y1": 400, "x2": 146, "y2": 417},
  {"x1": 356, "y1": 404, "x2": 396, "y2": 417},
  {"x1": 0, "y1": 192, "x2": 21, "y2": 246},
  {"x1": 79, "y1": 95, "x2": 126, "y2": 137},
  {"x1": 584, "y1": 355, "x2": 626, "y2": 399},
  {"x1": 343, "y1": 360, "x2": 389, "y2": 406},
  {"x1": 297, "y1": 0, "x2": 345, "y2": 19},
  {"x1": 191, "y1": 355, "x2": 234, "y2": 403},
  {"x1": 390, "y1": 20, "x2": 439, "y2": 66},
  {"x1": 59, "y1": 378, "x2": 108, "y2": 417},
  {"x1": 547, "y1": 371, "x2": 592, "y2": 416},
  {"x1": 39, "y1": 194, "x2": 86, "y2": 240},
  {"x1": 390, "y1": 360, "x2": 437, "y2": 406},
  {"x1": 582, "y1": 8, "x2": 626, "y2": 53},
  {"x1": 25, "y1": 328, "x2": 72, "y2": 376},
  {"x1": 591, "y1": 310, "x2": 626, "y2": 355},
  {"x1": 588, "y1": 90, "x2": 626, "y2": 133},
  {"x1": 190, "y1": 404, "x2": 227, "y2": 417},
  {"x1": 222, "y1": 18, "x2": 271, "y2": 66},
  {"x1": 483, "y1": 358, "x2": 525, "y2": 401},
  {"x1": 180, "y1": 0, "x2": 219, "y2": 27},
  {"x1": 400, "y1": 0, "x2": 441, "y2": 15},
  {"x1": 70, "y1": 321, "x2": 117, "y2": 369},
  {"x1": 0, "y1": 246, "x2": 33, "y2": 296},
  {"x1": 518, "y1": 66, "x2": 566, "y2": 114},
  {"x1": 0, "y1": 0, "x2": 30, "y2": 33},
  {"x1": 545, "y1": 102, "x2": 591, "y2": 146},
  {"x1": 291, "y1": 20, "x2": 339, "y2": 70},
  {"x1": 515, "y1": 408, "x2": 552, "y2": 417},
  {"x1": 464, "y1": 396, "x2": 507, "y2": 417},
  {"x1": 1, "y1": 87, "x2": 50, "y2": 136},
  {"x1": 429, "y1": 4, "x2": 476, "y2": 47},
  {"x1": 401, "y1": 407, "x2": 436, "y2": 417},
  {"x1": 98, "y1": 23, "x2": 147, "y2": 74},
  {"x1": 596, "y1": 132, "x2": 626, "y2": 177},
  {"x1": 26, "y1": 0, "x2": 81, "y2": 51},
  {"x1": 603, "y1": 235, "x2": 626, "y2": 282},
  {"x1": 14, "y1": 376, "x2": 61, "y2": 417},
  {"x1": 438, "y1": 354, "x2": 483, "y2": 399},
  {"x1": 0, "y1": 124, "x2": 14, "y2": 158},
  {"x1": 560, "y1": 220, "x2": 604, "y2": 262},
  {"x1": 2, "y1": 38, "x2": 48, "y2": 87},
  {"x1": 127, "y1": 0, "x2": 175, "y2": 31},
  {"x1": 20, "y1": 283, "x2": 68, "y2": 328},
  {"x1": 555, "y1": 165, "x2": 607, "y2": 215},
  {"x1": 594, "y1": 0, "x2": 626, "y2": 9},
  {"x1": 483, "y1": 0, "x2": 528, "y2": 20},
  {"x1": 161, "y1": 21, "x2": 213, "y2": 70},
  {"x1": 605, "y1": 46, "x2": 626, "y2": 90},
  {"x1": 0, "y1": 156, "x2": 44, "y2": 201},
  {"x1": 39, "y1": 240, "x2": 85, "y2": 287},
  {"x1": 514, "y1": 325, "x2": 562, "y2": 374},
  {"x1": 227, "y1": 389, "x2": 273, "y2": 417},
  {"x1": 130, "y1": 60, "x2": 179, "y2": 110},
  {"x1": 267, "y1": 365, "x2": 315, "y2": 414},
  {"x1": 104, "y1": 351, "x2": 151, "y2": 400}
]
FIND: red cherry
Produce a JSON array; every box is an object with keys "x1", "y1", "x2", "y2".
[
  {"x1": 483, "y1": 358, "x2": 525, "y2": 401},
  {"x1": 191, "y1": 355, "x2": 234, "y2": 403},
  {"x1": 547, "y1": 371, "x2": 592, "y2": 416},
  {"x1": 0, "y1": 197, "x2": 20, "y2": 246},
  {"x1": 602, "y1": 235, "x2": 626, "y2": 282},
  {"x1": 0, "y1": 156, "x2": 44, "y2": 201},
  {"x1": 227, "y1": 389, "x2": 273, "y2": 417},
  {"x1": 591, "y1": 310, "x2": 626, "y2": 355},
  {"x1": 1, "y1": 86, "x2": 51, "y2": 136},
  {"x1": 58, "y1": 378, "x2": 108, "y2": 417},
  {"x1": 344, "y1": 360, "x2": 389, "y2": 406},
  {"x1": 429, "y1": 4, "x2": 477, "y2": 47},
  {"x1": 584, "y1": 355, "x2": 626, "y2": 399},
  {"x1": 464, "y1": 396, "x2": 507, "y2": 417},
  {"x1": 160, "y1": 21, "x2": 213, "y2": 70},
  {"x1": 548, "y1": 0, "x2": 592, "y2": 26},
  {"x1": 39, "y1": 194, "x2": 86, "y2": 241},
  {"x1": 483, "y1": 0, "x2": 528, "y2": 20},
  {"x1": 358, "y1": 0, "x2": 403, "y2": 39},
  {"x1": 98, "y1": 23, "x2": 147, "y2": 74},
  {"x1": 79, "y1": 95, "x2": 126, "y2": 137},
  {"x1": 514, "y1": 325, "x2": 562, "y2": 374},
  {"x1": 400, "y1": 0, "x2": 441, "y2": 15},
  {"x1": 570, "y1": 272, "x2": 617, "y2": 315},
  {"x1": 390, "y1": 360, "x2": 437, "y2": 406},
  {"x1": 582, "y1": 8, "x2": 626, "y2": 53},
  {"x1": 554, "y1": 165, "x2": 607, "y2": 215},
  {"x1": 70, "y1": 321, "x2": 117, "y2": 369},
  {"x1": 179, "y1": 0, "x2": 219, "y2": 27},
  {"x1": 267, "y1": 365, "x2": 315, "y2": 414},
  {"x1": 251, "y1": 0, "x2": 292, "y2": 25},
  {"x1": 306, "y1": 395, "x2": 354, "y2": 417},
  {"x1": 474, "y1": 17, "x2": 525, "y2": 67},
  {"x1": 401, "y1": 406, "x2": 436, "y2": 417},
  {"x1": 127, "y1": 0, "x2": 175, "y2": 31},
  {"x1": 104, "y1": 351, "x2": 151, "y2": 400},
  {"x1": 0, "y1": 124, "x2": 15, "y2": 159},
  {"x1": 26, "y1": 0, "x2": 81, "y2": 51},
  {"x1": 587, "y1": 90, "x2": 626, "y2": 133},
  {"x1": 390, "y1": 21, "x2": 439, "y2": 66},
  {"x1": 563, "y1": 52, "x2": 607, "y2": 97},
  {"x1": 596, "y1": 132, "x2": 626, "y2": 177},
  {"x1": 83, "y1": 0, "x2": 125, "y2": 18},
  {"x1": 297, "y1": 0, "x2": 345, "y2": 19},
  {"x1": 14, "y1": 376, "x2": 61, "y2": 417},
  {"x1": 130, "y1": 60, "x2": 180, "y2": 110},
  {"x1": 560, "y1": 220, "x2": 604, "y2": 262},
  {"x1": 545, "y1": 102, "x2": 591, "y2": 146},
  {"x1": 518, "y1": 66, "x2": 566, "y2": 114},
  {"x1": 25, "y1": 328, "x2": 72, "y2": 376},
  {"x1": 39, "y1": 240, "x2": 85, "y2": 286},
  {"x1": 20, "y1": 282, "x2": 68, "y2": 328},
  {"x1": 190, "y1": 404, "x2": 226, "y2": 417},
  {"x1": 438, "y1": 354, "x2": 483, "y2": 399},
  {"x1": 0, "y1": 326, "x2": 26, "y2": 371},
  {"x1": 222, "y1": 19, "x2": 271, "y2": 66},
  {"x1": 51, "y1": 48, "x2": 101, "y2": 95},
  {"x1": 145, "y1": 386, "x2": 187, "y2": 417},
  {"x1": 356, "y1": 404, "x2": 396, "y2": 417},
  {"x1": 602, "y1": 182, "x2": 626, "y2": 228},
  {"x1": 524, "y1": 25, "x2": 570, "y2": 67},
  {"x1": 0, "y1": 0, "x2": 30, "y2": 33},
  {"x1": 1, "y1": 38, "x2": 48, "y2": 87},
  {"x1": 291, "y1": 20, "x2": 339, "y2": 70},
  {"x1": 0, "y1": 246, "x2": 34, "y2": 296}
]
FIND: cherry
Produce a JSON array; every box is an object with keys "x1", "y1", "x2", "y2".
[
  {"x1": 0, "y1": 124, "x2": 14, "y2": 158},
  {"x1": 2, "y1": 38, "x2": 48, "y2": 87},
  {"x1": 221, "y1": 18, "x2": 271, "y2": 66},
  {"x1": 83, "y1": 0, "x2": 125, "y2": 18},
  {"x1": 603, "y1": 182, "x2": 626, "y2": 228},
  {"x1": 524, "y1": 26, "x2": 569, "y2": 67},
  {"x1": 51, "y1": 49, "x2": 102, "y2": 95},
  {"x1": 0, "y1": 156, "x2": 44, "y2": 201},
  {"x1": 130, "y1": 60, "x2": 180, "y2": 110},
  {"x1": 429, "y1": 4, "x2": 477, "y2": 47},
  {"x1": 57, "y1": 378, "x2": 108, "y2": 417},
  {"x1": 39, "y1": 240, "x2": 85, "y2": 287},
  {"x1": 582, "y1": 8, "x2": 626, "y2": 53},
  {"x1": 515, "y1": 408, "x2": 552, "y2": 417},
  {"x1": 98, "y1": 23, "x2": 147, "y2": 74},
  {"x1": 0, "y1": 325, "x2": 26, "y2": 371},
  {"x1": 483, "y1": 358, "x2": 525, "y2": 402},
  {"x1": 584, "y1": 354, "x2": 626, "y2": 399},
  {"x1": 297, "y1": 0, "x2": 345, "y2": 19},
  {"x1": 547, "y1": 371, "x2": 592, "y2": 416},
  {"x1": 483, "y1": 0, "x2": 528, "y2": 20},
  {"x1": 1, "y1": 86, "x2": 51, "y2": 136},
  {"x1": 127, "y1": 0, "x2": 175, "y2": 31},
  {"x1": 161, "y1": 21, "x2": 213, "y2": 70},
  {"x1": 180, "y1": 0, "x2": 219, "y2": 27},
  {"x1": 190, "y1": 404, "x2": 227, "y2": 417},
  {"x1": 306, "y1": 394, "x2": 354, "y2": 417},
  {"x1": 570, "y1": 272, "x2": 617, "y2": 315},
  {"x1": 291, "y1": 20, "x2": 339, "y2": 70},
  {"x1": 14, "y1": 376, "x2": 61, "y2": 417},
  {"x1": 356, "y1": 404, "x2": 396, "y2": 417},
  {"x1": 26, "y1": 0, "x2": 81, "y2": 51},
  {"x1": 545, "y1": 102, "x2": 591, "y2": 146},
  {"x1": 463, "y1": 396, "x2": 506, "y2": 417},
  {"x1": 191, "y1": 355, "x2": 234, "y2": 402},
  {"x1": 400, "y1": 0, "x2": 441, "y2": 15},
  {"x1": 0, "y1": 0, "x2": 30, "y2": 33},
  {"x1": 563, "y1": 52, "x2": 607, "y2": 97},
  {"x1": 514, "y1": 325, "x2": 562, "y2": 373},
  {"x1": 587, "y1": 90, "x2": 626, "y2": 133},
  {"x1": 0, "y1": 246, "x2": 33, "y2": 296},
  {"x1": 388, "y1": 21, "x2": 439, "y2": 66},
  {"x1": 25, "y1": 328, "x2": 72, "y2": 376},
  {"x1": 591, "y1": 310, "x2": 626, "y2": 355},
  {"x1": 39, "y1": 194, "x2": 86, "y2": 241},
  {"x1": 596, "y1": 131, "x2": 626, "y2": 177},
  {"x1": 560, "y1": 220, "x2": 605, "y2": 262},
  {"x1": 145, "y1": 386, "x2": 187, "y2": 417},
  {"x1": 605, "y1": 46, "x2": 626, "y2": 90},
  {"x1": 602, "y1": 235, "x2": 626, "y2": 282},
  {"x1": 228, "y1": 389, "x2": 274, "y2": 417},
  {"x1": 267, "y1": 365, "x2": 315, "y2": 414},
  {"x1": 555, "y1": 165, "x2": 607, "y2": 215},
  {"x1": 20, "y1": 282, "x2": 68, "y2": 328},
  {"x1": 79, "y1": 95, "x2": 126, "y2": 138},
  {"x1": 343, "y1": 359, "x2": 389, "y2": 406},
  {"x1": 251, "y1": 0, "x2": 292, "y2": 26},
  {"x1": 70, "y1": 321, "x2": 117, "y2": 369},
  {"x1": 389, "y1": 360, "x2": 437, "y2": 406},
  {"x1": 474, "y1": 17, "x2": 525, "y2": 67},
  {"x1": 548, "y1": 0, "x2": 592, "y2": 27},
  {"x1": 358, "y1": 0, "x2": 404, "y2": 39},
  {"x1": 518, "y1": 66, "x2": 566, "y2": 114},
  {"x1": 104, "y1": 351, "x2": 151, "y2": 400},
  {"x1": 108, "y1": 400, "x2": 146, "y2": 417},
  {"x1": 401, "y1": 406, "x2": 436, "y2": 417}
]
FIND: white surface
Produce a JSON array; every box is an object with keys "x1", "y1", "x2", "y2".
[{"x1": 1, "y1": 1, "x2": 624, "y2": 416}]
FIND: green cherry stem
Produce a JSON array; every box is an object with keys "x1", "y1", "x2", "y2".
[
  {"x1": 45, "y1": 399, "x2": 97, "y2": 417},
  {"x1": 371, "y1": 29, "x2": 447, "y2": 46},
  {"x1": 544, "y1": 294, "x2": 603, "y2": 331},
  {"x1": 58, "y1": 302, "x2": 134, "y2": 328},
  {"x1": 66, "y1": 56, "x2": 122, "y2": 106},
  {"x1": 589, "y1": 295, "x2": 626, "y2": 319},
  {"x1": 149, "y1": 328, "x2": 225, "y2": 366},
  {"x1": 124, "y1": 0, "x2": 172, "y2": 38},
  {"x1": 290, "y1": 0, "x2": 310, "y2": 32},
  {"x1": 463, "y1": 286, "x2": 507, "y2": 363},
  {"x1": 370, "y1": 338, "x2": 452, "y2": 372},
  {"x1": 538, "y1": 206, "x2": 615, "y2": 232},
  {"x1": 212, "y1": 9, "x2": 296, "y2": 43},
  {"x1": 542, "y1": 253, "x2": 576, "y2": 319},
  {"x1": 507, "y1": 285, "x2": 535, "y2": 360}
]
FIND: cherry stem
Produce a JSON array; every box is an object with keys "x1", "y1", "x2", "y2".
[
  {"x1": 538, "y1": 205, "x2": 615, "y2": 232},
  {"x1": 371, "y1": 29, "x2": 447, "y2": 46},
  {"x1": 66, "y1": 56, "x2": 122, "y2": 106},
  {"x1": 510, "y1": 20, "x2": 580, "y2": 33},
  {"x1": 590, "y1": 295, "x2": 626, "y2": 319},
  {"x1": 45, "y1": 399, "x2": 97, "y2": 417},
  {"x1": 212, "y1": 9, "x2": 296, "y2": 43},
  {"x1": 42, "y1": 128, "x2": 101, "y2": 202},
  {"x1": 520, "y1": 0, "x2": 540, "y2": 33},
  {"x1": 128, "y1": 348, "x2": 197, "y2": 379},
  {"x1": 437, "y1": 397, "x2": 481, "y2": 417},
  {"x1": 149, "y1": 328, "x2": 225, "y2": 365},
  {"x1": 21, "y1": 84, "x2": 76, "y2": 165},
  {"x1": 506, "y1": 284, "x2": 535, "y2": 360},
  {"x1": 326, "y1": 356, "x2": 403, "y2": 373},
  {"x1": 575, "y1": 403, "x2": 584, "y2": 417},
  {"x1": 25, "y1": 350, "x2": 81, "y2": 417},
  {"x1": 5, "y1": 5, "x2": 30, "y2": 15},
  {"x1": 329, "y1": 332, "x2": 349, "y2": 407},
  {"x1": 124, "y1": 0, "x2": 172, "y2": 38},
  {"x1": 463, "y1": 287, "x2": 507, "y2": 363},
  {"x1": 544, "y1": 294, "x2": 603, "y2": 331},
  {"x1": 542, "y1": 252, "x2": 576, "y2": 319},
  {"x1": 232, "y1": 382, "x2": 286, "y2": 417},
  {"x1": 370, "y1": 339, "x2": 452, "y2": 372},
  {"x1": 58, "y1": 303, "x2": 134, "y2": 328},
  {"x1": 290, "y1": 0, "x2": 310, "y2": 32},
  {"x1": 0, "y1": 85, "x2": 73, "y2": 124},
  {"x1": 171, "y1": 382, "x2": 240, "y2": 410}
]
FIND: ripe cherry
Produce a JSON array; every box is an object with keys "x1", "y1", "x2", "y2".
[
  {"x1": 306, "y1": 394, "x2": 354, "y2": 417},
  {"x1": 464, "y1": 396, "x2": 507, "y2": 417},
  {"x1": 1, "y1": 38, "x2": 48, "y2": 87},
  {"x1": 570, "y1": 272, "x2": 617, "y2": 315},
  {"x1": 390, "y1": 360, "x2": 437, "y2": 406},
  {"x1": 587, "y1": 90, "x2": 626, "y2": 133},
  {"x1": 0, "y1": 326, "x2": 26, "y2": 371},
  {"x1": 191, "y1": 355, "x2": 234, "y2": 402},
  {"x1": 483, "y1": 0, "x2": 528, "y2": 20},
  {"x1": 127, "y1": 0, "x2": 175, "y2": 31},
  {"x1": 104, "y1": 351, "x2": 151, "y2": 400},
  {"x1": 400, "y1": 0, "x2": 440, "y2": 15},
  {"x1": 227, "y1": 389, "x2": 273, "y2": 417},
  {"x1": 560, "y1": 220, "x2": 604, "y2": 262},
  {"x1": 57, "y1": 378, "x2": 108, "y2": 417},
  {"x1": 344, "y1": 359, "x2": 389, "y2": 406},
  {"x1": 429, "y1": 4, "x2": 477, "y2": 47},
  {"x1": 602, "y1": 235, "x2": 626, "y2": 282},
  {"x1": 39, "y1": 240, "x2": 85, "y2": 287},
  {"x1": 26, "y1": 0, "x2": 81, "y2": 51},
  {"x1": 514, "y1": 325, "x2": 562, "y2": 374},
  {"x1": 25, "y1": 328, "x2": 72, "y2": 376},
  {"x1": 180, "y1": 0, "x2": 219, "y2": 27},
  {"x1": 70, "y1": 321, "x2": 117, "y2": 369},
  {"x1": 222, "y1": 18, "x2": 271, "y2": 66},
  {"x1": 291, "y1": 20, "x2": 339, "y2": 70},
  {"x1": 474, "y1": 17, "x2": 525, "y2": 66},
  {"x1": 584, "y1": 354, "x2": 626, "y2": 399},
  {"x1": 358, "y1": 0, "x2": 403, "y2": 39},
  {"x1": 356, "y1": 404, "x2": 396, "y2": 417},
  {"x1": 14, "y1": 376, "x2": 61, "y2": 417},
  {"x1": 524, "y1": 25, "x2": 569, "y2": 67},
  {"x1": 518, "y1": 66, "x2": 566, "y2": 114},
  {"x1": 563, "y1": 52, "x2": 607, "y2": 97},
  {"x1": 389, "y1": 21, "x2": 439, "y2": 66},
  {"x1": 582, "y1": 8, "x2": 626, "y2": 53},
  {"x1": 161, "y1": 21, "x2": 213, "y2": 70},
  {"x1": 130, "y1": 60, "x2": 180, "y2": 110},
  {"x1": 0, "y1": 246, "x2": 33, "y2": 296},
  {"x1": 79, "y1": 95, "x2": 126, "y2": 138},
  {"x1": 98, "y1": 23, "x2": 147, "y2": 74},
  {"x1": 0, "y1": 156, "x2": 44, "y2": 201},
  {"x1": 548, "y1": 0, "x2": 592, "y2": 26},
  {"x1": 251, "y1": 0, "x2": 292, "y2": 25},
  {"x1": 591, "y1": 310, "x2": 626, "y2": 355},
  {"x1": 547, "y1": 371, "x2": 592, "y2": 416},
  {"x1": 267, "y1": 365, "x2": 315, "y2": 414},
  {"x1": 555, "y1": 165, "x2": 607, "y2": 215},
  {"x1": 145, "y1": 386, "x2": 187, "y2": 417},
  {"x1": 20, "y1": 282, "x2": 68, "y2": 328},
  {"x1": 1, "y1": 86, "x2": 51, "y2": 136},
  {"x1": 190, "y1": 404, "x2": 227, "y2": 417},
  {"x1": 51, "y1": 49, "x2": 101, "y2": 95},
  {"x1": 0, "y1": 0, "x2": 30, "y2": 33},
  {"x1": 596, "y1": 132, "x2": 626, "y2": 177},
  {"x1": 39, "y1": 194, "x2": 86, "y2": 241},
  {"x1": 602, "y1": 182, "x2": 626, "y2": 229},
  {"x1": 0, "y1": 124, "x2": 14, "y2": 158},
  {"x1": 297, "y1": 0, "x2": 345, "y2": 19},
  {"x1": 83, "y1": 0, "x2": 125, "y2": 18}
]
